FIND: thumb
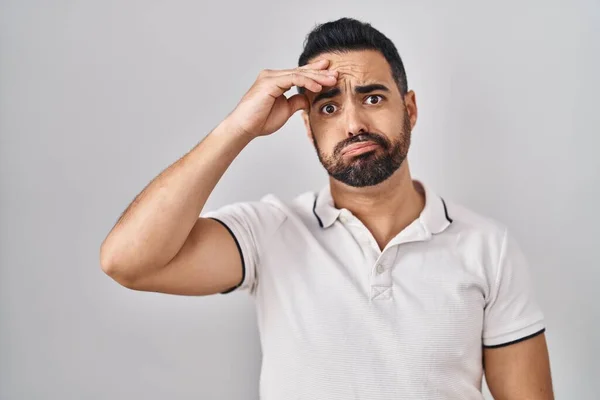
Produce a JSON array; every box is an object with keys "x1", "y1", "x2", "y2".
[{"x1": 287, "y1": 93, "x2": 309, "y2": 115}]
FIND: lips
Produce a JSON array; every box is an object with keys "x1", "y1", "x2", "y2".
[{"x1": 342, "y1": 141, "x2": 380, "y2": 156}]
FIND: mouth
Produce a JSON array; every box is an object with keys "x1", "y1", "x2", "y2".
[{"x1": 341, "y1": 141, "x2": 380, "y2": 157}]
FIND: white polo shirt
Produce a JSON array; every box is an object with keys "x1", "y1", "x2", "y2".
[{"x1": 202, "y1": 180, "x2": 545, "y2": 400}]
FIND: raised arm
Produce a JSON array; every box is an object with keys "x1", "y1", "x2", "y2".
[{"x1": 99, "y1": 60, "x2": 338, "y2": 295}]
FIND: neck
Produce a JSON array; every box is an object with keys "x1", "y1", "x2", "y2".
[{"x1": 329, "y1": 162, "x2": 425, "y2": 250}]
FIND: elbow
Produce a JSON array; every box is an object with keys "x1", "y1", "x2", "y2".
[
  {"x1": 100, "y1": 239, "x2": 119, "y2": 276},
  {"x1": 99, "y1": 240, "x2": 138, "y2": 288}
]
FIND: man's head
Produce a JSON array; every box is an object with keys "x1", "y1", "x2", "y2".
[{"x1": 297, "y1": 18, "x2": 418, "y2": 188}]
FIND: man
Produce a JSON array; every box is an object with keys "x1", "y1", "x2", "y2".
[{"x1": 100, "y1": 18, "x2": 553, "y2": 399}]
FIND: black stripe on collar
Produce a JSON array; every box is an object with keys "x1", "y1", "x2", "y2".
[
  {"x1": 312, "y1": 195, "x2": 324, "y2": 228},
  {"x1": 441, "y1": 198, "x2": 453, "y2": 224}
]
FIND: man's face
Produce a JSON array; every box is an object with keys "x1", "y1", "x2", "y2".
[{"x1": 302, "y1": 50, "x2": 416, "y2": 188}]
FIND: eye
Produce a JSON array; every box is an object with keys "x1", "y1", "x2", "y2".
[
  {"x1": 320, "y1": 103, "x2": 338, "y2": 115},
  {"x1": 365, "y1": 95, "x2": 384, "y2": 105}
]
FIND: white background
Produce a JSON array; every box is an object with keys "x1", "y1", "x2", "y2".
[{"x1": 1, "y1": 0, "x2": 598, "y2": 398}]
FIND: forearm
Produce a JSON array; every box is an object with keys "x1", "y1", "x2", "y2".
[{"x1": 100, "y1": 118, "x2": 252, "y2": 279}]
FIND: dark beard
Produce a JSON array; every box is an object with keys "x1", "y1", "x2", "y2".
[{"x1": 312, "y1": 112, "x2": 411, "y2": 188}]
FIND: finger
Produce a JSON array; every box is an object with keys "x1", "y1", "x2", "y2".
[
  {"x1": 271, "y1": 67, "x2": 338, "y2": 78},
  {"x1": 299, "y1": 59, "x2": 329, "y2": 70},
  {"x1": 287, "y1": 93, "x2": 309, "y2": 114},
  {"x1": 298, "y1": 67, "x2": 338, "y2": 79},
  {"x1": 269, "y1": 72, "x2": 328, "y2": 95},
  {"x1": 259, "y1": 60, "x2": 334, "y2": 79},
  {"x1": 270, "y1": 69, "x2": 338, "y2": 88},
  {"x1": 289, "y1": 71, "x2": 338, "y2": 90},
  {"x1": 299, "y1": 68, "x2": 339, "y2": 83}
]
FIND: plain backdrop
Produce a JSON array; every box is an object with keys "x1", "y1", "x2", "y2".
[{"x1": 1, "y1": 1, "x2": 599, "y2": 399}]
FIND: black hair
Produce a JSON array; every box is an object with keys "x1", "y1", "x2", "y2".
[{"x1": 297, "y1": 18, "x2": 408, "y2": 97}]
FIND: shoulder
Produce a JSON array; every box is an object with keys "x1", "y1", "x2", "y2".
[
  {"x1": 445, "y1": 200, "x2": 508, "y2": 238},
  {"x1": 202, "y1": 190, "x2": 319, "y2": 230},
  {"x1": 260, "y1": 190, "x2": 320, "y2": 228},
  {"x1": 442, "y1": 199, "x2": 512, "y2": 271}
]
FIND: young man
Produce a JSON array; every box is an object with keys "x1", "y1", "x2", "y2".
[{"x1": 100, "y1": 18, "x2": 553, "y2": 400}]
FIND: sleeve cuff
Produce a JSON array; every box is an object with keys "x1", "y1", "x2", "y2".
[
  {"x1": 483, "y1": 318, "x2": 546, "y2": 348},
  {"x1": 206, "y1": 216, "x2": 252, "y2": 294}
]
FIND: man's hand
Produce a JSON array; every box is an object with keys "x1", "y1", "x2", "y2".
[{"x1": 226, "y1": 59, "x2": 338, "y2": 138}]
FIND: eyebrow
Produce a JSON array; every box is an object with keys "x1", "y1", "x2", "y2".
[{"x1": 311, "y1": 83, "x2": 391, "y2": 106}]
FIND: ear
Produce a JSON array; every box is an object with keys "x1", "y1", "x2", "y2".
[
  {"x1": 301, "y1": 111, "x2": 314, "y2": 144},
  {"x1": 404, "y1": 90, "x2": 418, "y2": 130}
]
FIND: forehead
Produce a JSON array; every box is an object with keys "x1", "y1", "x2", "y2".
[{"x1": 308, "y1": 49, "x2": 392, "y2": 82}]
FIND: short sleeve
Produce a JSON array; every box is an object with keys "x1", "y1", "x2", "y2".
[
  {"x1": 201, "y1": 199, "x2": 286, "y2": 296},
  {"x1": 482, "y1": 229, "x2": 546, "y2": 348}
]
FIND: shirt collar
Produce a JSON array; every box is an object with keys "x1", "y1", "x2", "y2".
[
  {"x1": 312, "y1": 184, "x2": 342, "y2": 228},
  {"x1": 312, "y1": 180, "x2": 453, "y2": 234}
]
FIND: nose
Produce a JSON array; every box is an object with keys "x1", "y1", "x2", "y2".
[{"x1": 344, "y1": 104, "x2": 369, "y2": 138}]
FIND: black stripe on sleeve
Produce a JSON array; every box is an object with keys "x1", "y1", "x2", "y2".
[
  {"x1": 483, "y1": 328, "x2": 546, "y2": 349},
  {"x1": 208, "y1": 217, "x2": 246, "y2": 294}
]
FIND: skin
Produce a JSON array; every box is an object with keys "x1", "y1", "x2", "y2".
[{"x1": 484, "y1": 333, "x2": 554, "y2": 399}]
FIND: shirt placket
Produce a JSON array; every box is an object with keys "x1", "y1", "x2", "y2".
[{"x1": 338, "y1": 209, "x2": 399, "y2": 301}]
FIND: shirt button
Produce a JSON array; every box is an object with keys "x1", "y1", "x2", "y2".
[
  {"x1": 339, "y1": 210, "x2": 351, "y2": 223},
  {"x1": 376, "y1": 264, "x2": 385, "y2": 274}
]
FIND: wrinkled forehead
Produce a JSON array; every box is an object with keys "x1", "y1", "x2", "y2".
[{"x1": 308, "y1": 49, "x2": 393, "y2": 84}]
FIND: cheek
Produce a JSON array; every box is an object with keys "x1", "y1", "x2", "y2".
[
  {"x1": 311, "y1": 125, "x2": 342, "y2": 152},
  {"x1": 379, "y1": 108, "x2": 403, "y2": 126},
  {"x1": 378, "y1": 114, "x2": 406, "y2": 140},
  {"x1": 315, "y1": 137, "x2": 338, "y2": 157}
]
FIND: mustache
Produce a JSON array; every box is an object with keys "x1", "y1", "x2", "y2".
[{"x1": 333, "y1": 133, "x2": 390, "y2": 156}]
